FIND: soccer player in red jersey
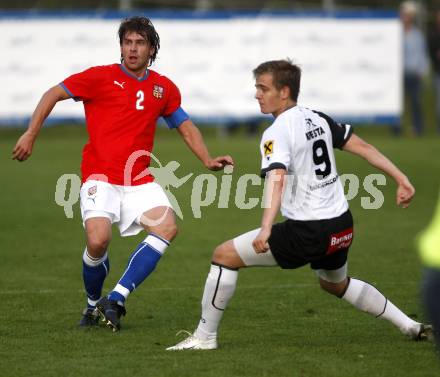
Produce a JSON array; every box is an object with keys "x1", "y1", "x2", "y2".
[{"x1": 12, "y1": 16, "x2": 233, "y2": 331}]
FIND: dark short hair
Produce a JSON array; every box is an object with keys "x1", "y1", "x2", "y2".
[
  {"x1": 253, "y1": 59, "x2": 301, "y2": 101},
  {"x1": 118, "y1": 16, "x2": 160, "y2": 66}
]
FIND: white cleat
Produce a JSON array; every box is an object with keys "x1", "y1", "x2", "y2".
[{"x1": 166, "y1": 332, "x2": 217, "y2": 351}]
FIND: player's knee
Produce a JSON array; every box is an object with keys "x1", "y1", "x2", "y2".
[
  {"x1": 212, "y1": 243, "x2": 235, "y2": 268},
  {"x1": 87, "y1": 236, "x2": 110, "y2": 257},
  {"x1": 319, "y1": 277, "x2": 348, "y2": 297},
  {"x1": 164, "y1": 222, "x2": 178, "y2": 241},
  {"x1": 152, "y1": 222, "x2": 178, "y2": 242}
]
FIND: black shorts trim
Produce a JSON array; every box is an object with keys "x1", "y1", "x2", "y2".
[{"x1": 268, "y1": 210, "x2": 354, "y2": 270}]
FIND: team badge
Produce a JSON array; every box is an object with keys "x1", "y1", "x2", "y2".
[
  {"x1": 263, "y1": 140, "x2": 274, "y2": 156},
  {"x1": 88, "y1": 185, "x2": 97, "y2": 196},
  {"x1": 305, "y1": 118, "x2": 314, "y2": 128},
  {"x1": 153, "y1": 85, "x2": 164, "y2": 99}
]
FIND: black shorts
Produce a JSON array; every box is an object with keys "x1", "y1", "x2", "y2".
[{"x1": 268, "y1": 210, "x2": 354, "y2": 270}]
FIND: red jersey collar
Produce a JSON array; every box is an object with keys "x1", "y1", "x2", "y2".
[{"x1": 119, "y1": 64, "x2": 149, "y2": 81}]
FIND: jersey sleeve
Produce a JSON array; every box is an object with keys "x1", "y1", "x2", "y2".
[
  {"x1": 163, "y1": 107, "x2": 190, "y2": 129},
  {"x1": 314, "y1": 110, "x2": 353, "y2": 149},
  {"x1": 162, "y1": 78, "x2": 182, "y2": 117},
  {"x1": 260, "y1": 122, "x2": 291, "y2": 178},
  {"x1": 61, "y1": 66, "x2": 102, "y2": 102}
]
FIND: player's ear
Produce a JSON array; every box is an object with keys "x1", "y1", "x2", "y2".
[{"x1": 280, "y1": 86, "x2": 290, "y2": 100}]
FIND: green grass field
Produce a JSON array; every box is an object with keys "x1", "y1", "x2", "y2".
[{"x1": 0, "y1": 125, "x2": 439, "y2": 377}]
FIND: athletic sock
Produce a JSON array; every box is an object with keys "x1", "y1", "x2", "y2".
[
  {"x1": 108, "y1": 234, "x2": 169, "y2": 304},
  {"x1": 342, "y1": 277, "x2": 420, "y2": 335},
  {"x1": 195, "y1": 263, "x2": 238, "y2": 340},
  {"x1": 82, "y1": 249, "x2": 109, "y2": 309}
]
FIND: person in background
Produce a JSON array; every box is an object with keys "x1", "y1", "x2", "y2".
[
  {"x1": 400, "y1": 1, "x2": 429, "y2": 136},
  {"x1": 428, "y1": 9, "x2": 440, "y2": 135}
]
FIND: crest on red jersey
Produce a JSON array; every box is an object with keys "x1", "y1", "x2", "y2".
[{"x1": 153, "y1": 85, "x2": 164, "y2": 99}]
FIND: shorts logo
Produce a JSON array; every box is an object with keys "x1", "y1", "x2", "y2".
[
  {"x1": 153, "y1": 85, "x2": 164, "y2": 99},
  {"x1": 263, "y1": 140, "x2": 274, "y2": 156},
  {"x1": 327, "y1": 227, "x2": 353, "y2": 254},
  {"x1": 88, "y1": 185, "x2": 97, "y2": 196}
]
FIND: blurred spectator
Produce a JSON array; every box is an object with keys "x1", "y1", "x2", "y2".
[
  {"x1": 428, "y1": 9, "x2": 440, "y2": 135},
  {"x1": 419, "y1": 191, "x2": 440, "y2": 349},
  {"x1": 400, "y1": 1, "x2": 429, "y2": 136}
]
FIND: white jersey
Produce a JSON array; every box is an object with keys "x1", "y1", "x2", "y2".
[{"x1": 260, "y1": 106, "x2": 353, "y2": 221}]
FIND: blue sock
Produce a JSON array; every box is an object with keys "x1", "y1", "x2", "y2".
[
  {"x1": 82, "y1": 250, "x2": 110, "y2": 309},
  {"x1": 108, "y1": 234, "x2": 169, "y2": 303}
]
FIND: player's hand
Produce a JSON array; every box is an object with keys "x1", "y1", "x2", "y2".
[
  {"x1": 12, "y1": 131, "x2": 36, "y2": 161},
  {"x1": 205, "y1": 155, "x2": 234, "y2": 171},
  {"x1": 396, "y1": 177, "x2": 415, "y2": 208},
  {"x1": 252, "y1": 228, "x2": 271, "y2": 253}
]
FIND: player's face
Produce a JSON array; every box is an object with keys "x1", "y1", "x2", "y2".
[
  {"x1": 121, "y1": 31, "x2": 154, "y2": 76},
  {"x1": 255, "y1": 73, "x2": 288, "y2": 117}
]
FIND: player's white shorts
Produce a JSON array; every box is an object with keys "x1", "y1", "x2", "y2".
[
  {"x1": 80, "y1": 180, "x2": 172, "y2": 237},
  {"x1": 233, "y1": 228, "x2": 278, "y2": 267}
]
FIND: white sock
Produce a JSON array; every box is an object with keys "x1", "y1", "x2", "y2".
[
  {"x1": 342, "y1": 278, "x2": 420, "y2": 335},
  {"x1": 195, "y1": 264, "x2": 238, "y2": 340},
  {"x1": 83, "y1": 249, "x2": 108, "y2": 267}
]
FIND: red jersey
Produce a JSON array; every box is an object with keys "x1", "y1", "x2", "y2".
[{"x1": 62, "y1": 64, "x2": 181, "y2": 186}]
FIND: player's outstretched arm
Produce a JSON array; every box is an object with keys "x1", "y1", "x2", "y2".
[
  {"x1": 342, "y1": 133, "x2": 415, "y2": 208},
  {"x1": 12, "y1": 85, "x2": 70, "y2": 161},
  {"x1": 176, "y1": 120, "x2": 234, "y2": 170}
]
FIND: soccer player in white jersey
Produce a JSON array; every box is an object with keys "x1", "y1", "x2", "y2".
[{"x1": 167, "y1": 59, "x2": 432, "y2": 350}]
